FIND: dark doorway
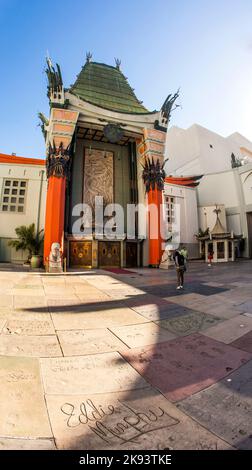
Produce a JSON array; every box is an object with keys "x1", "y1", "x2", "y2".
[
  {"x1": 69, "y1": 241, "x2": 92, "y2": 267},
  {"x1": 126, "y1": 242, "x2": 138, "y2": 268},
  {"x1": 247, "y1": 212, "x2": 252, "y2": 258},
  {"x1": 98, "y1": 241, "x2": 121, "y2": 267}
]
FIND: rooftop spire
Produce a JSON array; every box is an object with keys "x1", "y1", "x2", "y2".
[
  {"x1": 211, "y1": 205, "x2": 227, "y2": 235},
  {"x1": 86, "y1": 52, "x2": 92, "y2": 63},
  {"x1": 114, "y1": 58, "x2": 121, "y2": 70}
]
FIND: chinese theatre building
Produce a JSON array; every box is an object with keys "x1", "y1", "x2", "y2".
[{"x1": 42, "y1": 55, "x2": 177, "y2": 271}]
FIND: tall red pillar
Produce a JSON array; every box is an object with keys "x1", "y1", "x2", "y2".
[
  {"x1": 148, "y1": 187, "x2": 163, "y2": 267},
  {"x1": 140, "y1": 128, "x2": 166, "y2": 268},
  {"x1": 43, "y1": 175, "x2": 66, "y2": 264}
]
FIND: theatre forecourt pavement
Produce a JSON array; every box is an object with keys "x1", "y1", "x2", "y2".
[{"x1": 0, "y1": 260, "x2": 251, "y2": 450}]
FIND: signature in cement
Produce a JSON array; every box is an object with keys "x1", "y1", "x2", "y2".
[{"x1": 60, "y1": 398, "x2": 180, "y2": 445}]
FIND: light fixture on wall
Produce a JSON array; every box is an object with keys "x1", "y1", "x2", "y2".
[{"x1": 104, "y1": 123, "x2": 123, "y2": 143}]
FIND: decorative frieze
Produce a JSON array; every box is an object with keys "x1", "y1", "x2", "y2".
[
  {"x1": 46, "y1": 142, "x2": 71, "y2": 179},
  {"x1": 142, "y1": 157, "x2": 166, "y2": 192}
]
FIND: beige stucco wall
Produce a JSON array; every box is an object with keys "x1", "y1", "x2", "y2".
[{"x1": 197, "y1": 171, "x2": 239, "y2": 208}]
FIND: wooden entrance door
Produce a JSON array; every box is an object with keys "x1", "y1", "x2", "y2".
[
  {"x1": 126, "y1": 242, "x2": 138, "y2": 267},
  {"x1": 247, "y1": 212, "x2": 252, "y2": 258},
  {"x1": 98, "y1": 241, "x2": 121, "y2": 267},
  {"x1": 69, "y1": 241, "x2": 92, "y2": 267}
]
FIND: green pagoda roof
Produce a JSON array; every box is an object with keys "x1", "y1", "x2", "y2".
[{"x1": 69, "y1": 61, "x2": 152, "y2": 114}]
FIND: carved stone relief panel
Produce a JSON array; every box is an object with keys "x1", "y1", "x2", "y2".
[{"x1": 83, "y1": 149, "x2": 114, "y2": 211}]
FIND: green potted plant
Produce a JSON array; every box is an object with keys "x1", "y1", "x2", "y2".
[{"x1": 8, "y1": 223, "x2": 44, "y2": 268}]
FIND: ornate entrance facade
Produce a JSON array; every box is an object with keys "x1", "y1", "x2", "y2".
[
  {"x1": 98, "y1": 241, "x2": 121, "y2": 268},
  {"x1": 69, "y1": 241, "x2": 92, "y2": 267},
  {"x1": 41, "y1": 55, "x2": 178, "y2": 271}
]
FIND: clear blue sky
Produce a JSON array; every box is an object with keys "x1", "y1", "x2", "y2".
[{"x1": 0, "y1": 0, "x2": 252, "y2": 157}]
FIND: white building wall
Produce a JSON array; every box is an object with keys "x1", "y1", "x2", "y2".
[
  {"x1": 226, "y1": 214, "x2": 242, "y2": 235},
  {"x1": 196, "y1": 164, "x2": 252, "y2": 257},
  {"x1": 197, "y1": 171, "x2": 239, "y2": 208},
  {"x1": 184, "y1": 188, "x2": 199, "y2": 244},
  {"x1": 198, "y1": 204, "x2": 226, "y2": 232},
  {"x1": 163, "y1": 183, "x2": 199, "y2": 257},
  {"x1": 165, "y1": 124, "x2": 252, "y2": 176},
  {"x1": 165, "y1": 125, "x2": 201, "y2": 175},
  {"x1": 0, "y1": 162, "x2": 46, "y2": 262},
  {"x1": 240, "y1": 168, "x2": 252, "y2": 206}
]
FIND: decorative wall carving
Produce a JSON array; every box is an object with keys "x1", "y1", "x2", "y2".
[
  {"x1": 142, "y1": 157, "x2": 166, "y2": 192},
  {"x1": 46, "y1": 142, "x2": 70, "y2": 179},
  {"x1": 83, "y1": 149, "x2": 114, "y2": 210}
]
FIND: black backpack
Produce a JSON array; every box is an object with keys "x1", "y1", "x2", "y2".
[{"x1": 173, "y1": 251, "x2": 185, "y2": 266}]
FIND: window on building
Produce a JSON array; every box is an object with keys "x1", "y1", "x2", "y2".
[
  {"x1": 0, "y1": 179, "x2": 27, "y2": 213},
  {"x1": 164, "y1": 196, "x2": 175, "y2": 226}
]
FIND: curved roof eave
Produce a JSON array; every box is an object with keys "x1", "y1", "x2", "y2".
[{"x1": 69, "y1": 91, "x2": 158, "y2": 116}]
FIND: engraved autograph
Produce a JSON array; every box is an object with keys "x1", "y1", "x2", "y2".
[{"x1": 61, "y1": 399, "x2": 180, "y2": 444}]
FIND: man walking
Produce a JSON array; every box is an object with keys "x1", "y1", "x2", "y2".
[
  {"x1": 173, "y1": 249, "x2": 186, "y2": 290},
  {"x1": 180, "y1": 246, "x2": 188, "y2": 271}
]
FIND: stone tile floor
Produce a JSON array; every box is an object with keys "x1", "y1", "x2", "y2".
[{"x1": 0, "y1": 260, "x2": 252, "y2": 450}]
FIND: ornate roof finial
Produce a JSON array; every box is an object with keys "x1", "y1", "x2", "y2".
[
  {"x1": 161, "y1": 88, "x2": 180, "y2": 125},
  {"x1": 86, "y1": 52, "x2": 92, "y2": 63},
  {"x1": 45, "y1": 57, "x2": 63, "y2": 97},
  {"x1": 213, "y1": 204, "x2": 221, "y2": 217},
  {"x1": 114, "y1": 58, "x2": 121, "y2": 70}
]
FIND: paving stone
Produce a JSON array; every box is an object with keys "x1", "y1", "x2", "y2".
[
  {"x1": 40, "y1": 352, "x2": 148, "y2": 395},
  {"x1": 2, "y1": 318, "x2": 55, "y2": 336},
  {"x1": 126, "y1": 296, "x2": 201, "y2": 322},
  {"x1": 186, "y1": 300, "x2": 245, "y2": 318},
  {"x1": 178, "y1": 360, "x2": 252, "y2": 449},
  {"x1": 231, "y1": 331, "x2": 252, "y2": 353},
  {"x1": 0, "y1": 262, "x2": 252, "y2": 449},
  {"x1": 156, "y1": 311, "x2": 223, "y2": 336},
  {"x1": 51, "y1": 305, "x2": 146, "y2": 330},
  {"x1": 164, "y1": 293, "x2": 207, "y2": 306},
  {"x1": 0, "y1": 334, "x2": 62, "y2": 357},
  {"x1": 125, "y1": 299, "x2": 185, "y2": 321},
  {"x1": 238, "y1": 301, "x2": 252, "y2": 313},
  {"x1": 0, "y1": 319, "x2": 6, "y2": 332},
  {"x1": 202, "y1": 315, "x2": 252, "y2": 343},
  {"x1": 0, "y1": 295, "x2": 13, "y2": 307},
  {"x1": 121, "y1": 334, "x2": 251, "y2": 402},
  {"x1": 9, "y1": 310, "x2": 50, "y2": 320},
  {"x1": 11, "y1": 289, "x2": 45, "y2": 297},
  {"x1": 100, "y1": 289, "x2": 144, "y2": 300},
  {"x1": 14, "y1": 296, "x2": 47, "y2": 309},
  {"x1": 142, "y1": 283, "x2": 229, "y2": 298},
  {"x1": 0, "y1": 438, "x2": 56, "y2": 450},
  {"x1": 0, "y1": 357, "x2": 52, "y2": 438},
  {"x1": 77, "y1": 292, "x2": 114, "y2": 301},
  {"x1": 14, "y1": 280, "x2": 43, "y2": 287},
  {"x1": 45, "y1": 388, "x2": 231, "y2": 450},
  {"x1": 44, "y1": 286, "x2": 76, "y2": 296},
  {"x1": 110, "y1": 322, "x2": 176, "y2": 348},
  {"x1": 203, "y1": 282, "x2": 224, "y2": 287},
  {"x1": 220, "y1": 294, "x2": 252, "y2": 307},
  {"x1": 47, "y1": 297, "x2": 81, "y2": 308},
  {"x1": 230, "y1": 281, "x2": 252, "y2": 287},
  {"x1": 57, "y1": 329, "x2": 128, "y2": 356}
]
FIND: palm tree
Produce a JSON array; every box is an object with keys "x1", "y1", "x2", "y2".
[{"x1": 8, "y1": 224, "x2": 44, "y2": 262}]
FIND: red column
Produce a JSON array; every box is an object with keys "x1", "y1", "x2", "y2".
[
  {"x1": 148, "y1": 187, "x2": 163, "y2": 267},
  {"x1": 43, "y1": 175, "x2": 66, "y2": 264}
]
